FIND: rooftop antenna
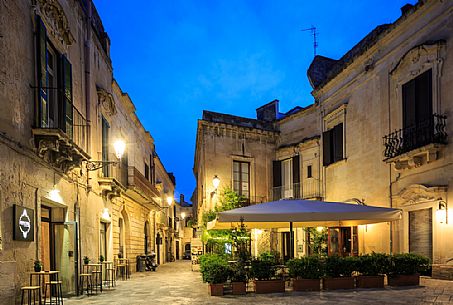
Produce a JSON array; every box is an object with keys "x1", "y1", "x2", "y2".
[{"x1": 301, "y1": 26, "x2": 318, "y2": 57}]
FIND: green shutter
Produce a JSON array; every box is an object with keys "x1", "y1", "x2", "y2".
[
  {"x1": 322, "y1": 129, "x2": 332, "y2": 166},
  {"x1": 60, "y1": 55, "x2": 73, "y2": 138},
  {"x1": 333, "y1": 123, "x2": 343, "y2": 162},
  {"x1": 36, "y1": 16, "x2": 48, "y2": 127}
]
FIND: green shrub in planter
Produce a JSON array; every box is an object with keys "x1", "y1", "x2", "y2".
[
  {"x1": 358, "y1": 253, "x2": 390, "y2": 276},
  {"x1": 250, "y1": 259, "x2": 277, "y2": 280},
  {"x1": 287, "y1": 256, "x2": 324, "y2": 279},
  {"x1": 389, "y1": 253, "x2": 430, "y2": 276},
  {"x1": 199, "y1": 254, "x2": 230, "y2": 284},
  {"x1": 230, "y1": 262, "x2": 247, "y2": 282},
  {"x1": 324, "y1": 255, "x2": 358, "y2": 277}
]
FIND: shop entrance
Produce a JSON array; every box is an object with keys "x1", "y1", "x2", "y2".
[
  {"x1": 40, "y1": 205, "x2": 78, "y2": 296},
  {"x1": 328, "y1": 227, "x2": 358, "y2": 256}
]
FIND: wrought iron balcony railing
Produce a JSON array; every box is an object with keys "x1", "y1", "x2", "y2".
[
  {"x1": 272, "y1": 180, "x2": 322, "y2": 201},
  {"x1": 383, "y1": 114, "x2": 447, "y2": 160}
]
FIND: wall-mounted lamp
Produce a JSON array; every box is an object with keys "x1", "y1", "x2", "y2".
[
  {"x1": 212, "y1": 175, "x2": 220, "y2": 191},
  {"x1": 181, "y1": 212, "x2": 186, "y2": 220},
  {"x1": 48, "y1": 187, "x2": 63, "y2": 203},
  {"x1": 437, "y1": 201, "x2": 447, "y2": 224},
  {"x1": 86, "y1": 139, "x2": 126, "y2": 172},
  {"x1": 166, "y1": 196, "x2": 173, "y2": 206},
  {"x1": 101, "y1": 208, "x2": 111, "y2": 222}
]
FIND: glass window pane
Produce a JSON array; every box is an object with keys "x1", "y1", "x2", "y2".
[{"x1": 233, "y1": 162, "x2": 239, "y2": 172}]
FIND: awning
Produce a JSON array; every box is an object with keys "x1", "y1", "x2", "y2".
[{"x1": 207, "y1": 199, "x2": 402, "y2": 230}]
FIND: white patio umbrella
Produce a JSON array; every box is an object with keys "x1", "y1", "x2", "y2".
[{"x1": 206, "y1": 199, "x2": 402, "y2": 258}]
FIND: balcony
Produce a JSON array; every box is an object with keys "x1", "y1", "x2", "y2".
[
  {"x1": 272, "y1": 180, "x2": 322, "y2": 201},
  {"x1": 383, "y1": 114, "x2": 447, "y2": 170},
  {"x1": 32, "y1": 104, "x2": 89, "y2": 172},
  {"x1": 126, "y1": 167, "x2": 160, "y2": 206}
]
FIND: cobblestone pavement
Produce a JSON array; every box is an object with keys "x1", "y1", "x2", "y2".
[{"x1": 65, "y1": 260, "x2": 453, "y2": 305}]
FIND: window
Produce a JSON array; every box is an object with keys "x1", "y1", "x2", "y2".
[
  {"x1": 307, "y1": 165, "x2": 312, "y2": 178},
  {"x1": 119, "y1": 218, "x2": 124, "y2": 257},
  {"x1": 402, "y1": 69, "x2": 432, "y2": 129},
  {"x1": 101, "y1": 116, "x2": 110, "y2": 177},
  {"x1": 150, "y1": 154, "x2": 155, "y2": 184},
  {"x1": 145, "y1": 163, "x2": 150, "y2": 180},
  {"x1": 323, "y1": 123, "x2": 343, "y2": 166},
  {"x1": 272, "y1": 156, "x2": 300, "y2": 199},
  {"x1": 35, "y1": 16, "x2": 73, "y2": 134},
  {"x1": 233, "y1": 161, "x2": 250, "y2": 198}
]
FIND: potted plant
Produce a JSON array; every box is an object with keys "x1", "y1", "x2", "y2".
[
  {"x1": 34, "y1": 260, "x2": 43, "y2": 272},
  {"x1": 356, "y1": 253, "x2": 389, "y2": 288},
  {"x1": 322, "y1": 255, "x2": 357, "y2": 290},
  {"x1": 250, "y1": 253, "x2": 284, "y2": 294},
  {"x1": 287, "y1": 256, "x2": 323, "y2": 291},
  {"x1": 199, "y1": 254, "x2": 230, "y2": 296},
  {"x1": 83, "y1": 256, "x2": 90, "y2": 265},
  {"x1": 99, "y1": 255, "x2": 105, "y2": 263},
  {"x1": 230, "y1": 262, "x2": 247, "y2": 295},
  {"x1": 388, "y1": 253, "x2": 429, "y2": 286}
]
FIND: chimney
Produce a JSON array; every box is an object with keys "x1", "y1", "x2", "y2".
[
  {"x1": 180, "y1": 194, "x2": 185, "y2": 204},
  {"x1": 400, "y1": 3, "x2": 414, "y2": 15},
  {"x1": 256, "y1": 100, "x2": 279, "y2": 122}
]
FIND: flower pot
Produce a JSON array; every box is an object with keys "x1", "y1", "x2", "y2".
[
  {"x1": 388, "y1": 274, "x2": 420, "y2": 286},
  {"x1": 356, "y1": 275, "x2": 384, "y2": 288},
  {"x1": 322, "y1": 277, "x2": 355, "y2": 290},
  {"x1": 292, "y1": 278, "x2": 320, "y2": 291},
  {"x1": 34, "y1": 265, "x2": 42, "y2": 272},
  {"x1": 254, "y1": 280, "x2": 285, "y2": 294},
  {"x1": 232, "y1": 282, "x2": 246, "y2": 295},
  {"x1": 209, "y1": 283, "x2": 224, "y2": 296}
]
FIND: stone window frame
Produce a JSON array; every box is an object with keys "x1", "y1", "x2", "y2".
[
  {"x1": 390, "y1": 41, "x2": 446, "y2": 130},
  {"x1": 322, "y1": 103, "x2": 347, "y2": 165},
  {"x1": 230, "y1": 155, "x2": 255, "y2": 201}
]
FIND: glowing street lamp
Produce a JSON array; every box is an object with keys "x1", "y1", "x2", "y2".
[
  {"x1": 212, "y1": 175, "x2": 220, "y2": 190},
  {"x1": 166, "y1": 196, "x2": 173, "y2": 206},
  {"x1": 113, "y1": 139, "x2": 126, "y2": 159}
]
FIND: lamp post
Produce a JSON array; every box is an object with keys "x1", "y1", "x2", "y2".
[{"x1": 212, "y1": 175, "x2": 220, "y2": 191}]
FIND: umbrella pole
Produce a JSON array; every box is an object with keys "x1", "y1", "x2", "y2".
[{"x1": 290, "y1": 222, "x2": 294, "y2": 259}]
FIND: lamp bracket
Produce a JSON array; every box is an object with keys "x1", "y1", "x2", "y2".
[{"x1": 85, "y1": 160, "x2": 118, "y2": 172}]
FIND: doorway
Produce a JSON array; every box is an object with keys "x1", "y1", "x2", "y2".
[
  {"x1": 409, "y1": 208, "x2": 432, "y2": 261},
  {"x1": 40, "y1": 206, "x2": 52, "y2": 271},
  {"x1": 176, "y1": 241, "x2": 180, "y2": 260},
  {"x1": 328, "y1": 227, "x2": 358, "y2": 256},
  {"x1": 281, "y1": 232, "x2": 291, "y2": 262}
]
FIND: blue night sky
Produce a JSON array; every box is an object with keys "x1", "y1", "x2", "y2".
[{"x1": 95, "y1": 0, "x2": 416, "y2": 202}]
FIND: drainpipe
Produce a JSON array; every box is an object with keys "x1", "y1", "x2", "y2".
[
  {"x1": 84, "y1": 0, "x2": 92, "y2": 155},
  {"x1": 387, "y1": 72, "x2": 394, "y2": 255}
]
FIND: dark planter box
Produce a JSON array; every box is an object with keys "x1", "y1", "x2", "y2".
[
  {"x1": 292, "y1": 278, "x2": 321, "y2": 291},
  {"x1": 254, "y1": 280, "x2": 285, "y2": 294},
  {"x1": 209, "y1": 283, "x2": 224, "y2": 296},
  {"x1": 356, "y1": 275, "x2": 384, "y2": 288},
  {"x1": 232, "y1": 282, "x2": 246, "y2": 295},
  {"x1": 388, "y1": 274, "x2": 420, "y2": 286},
  {"x1": 322, "y1": 277, "x2": 355, "y2": 290}
]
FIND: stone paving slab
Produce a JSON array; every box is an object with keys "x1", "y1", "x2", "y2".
[{"x1": 64, "y1": 261, "x2": 453, "y2": 305}]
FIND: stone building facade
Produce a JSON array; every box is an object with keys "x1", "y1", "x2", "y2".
[
  {"x1": 0, "y1": 0, "x2": 176, "y2": 303},
  {"x1": 194, "y1": 0, "x2": 453, "y2": 277}
]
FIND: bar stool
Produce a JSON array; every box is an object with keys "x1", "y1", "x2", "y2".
[
  {"x1": 115, "y1": 258, "x2": 127, "y2": 281},
  {"x1": 44, "y1": 280, "x2": 63, "y2": 305},
  {"x1": 78, "y1": 272, "x2": 92, "y2": 295},
  {"x1": 104, "y1": 262, "x2": 116, "y2": 288},
  {"x1": 21, "y1": 286, "x2": 41, "y2": 305},
  {"x1": 91, "y1": 268, "x2": 103, "y2": 293}
]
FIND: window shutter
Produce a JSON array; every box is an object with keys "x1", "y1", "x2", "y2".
[
  {"x1": 60, "y1": 55, "x2": 73, "y2": 138},
  {"x1": 150, "y1": 154, "x2": 154, "y2": 183},
  {"x1": 402, "y1": 78, "x2": 416, "y2": 129},
  {"x1": 333, "y1": 123, "x2": 343, "y2": 162},
  {"x1": 415, "y1": 69, "x2": 432, "y2": 124},
  {"x1": 292, "y1": 155, "x2": 300, "y2": 184},
  {"x1": 272, "y1": 160, "x2": 282, "y2": 187},
  {"x1": 36, "y1": 16, "x2": 48, "y2": 127},
  {"x1": 322, "y1": 130, "x2": 332, "y2": 166}
]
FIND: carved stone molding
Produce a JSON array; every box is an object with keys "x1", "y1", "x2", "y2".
[
  {"x1": 393, "y1": 184, "x2": 448, "y2": 206},
  {"x1": 390, "y1": 40, "x2": 446, "y2": 80},
  {"x1": 98, "y1": 178, "x2": 124, "y2": 200},
  {"x1": 97, "y1": 88, "x2": 116, "y2": 116},
  {"x1": 36, "y1": 0, "x2": 74, "y2": 46}
]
